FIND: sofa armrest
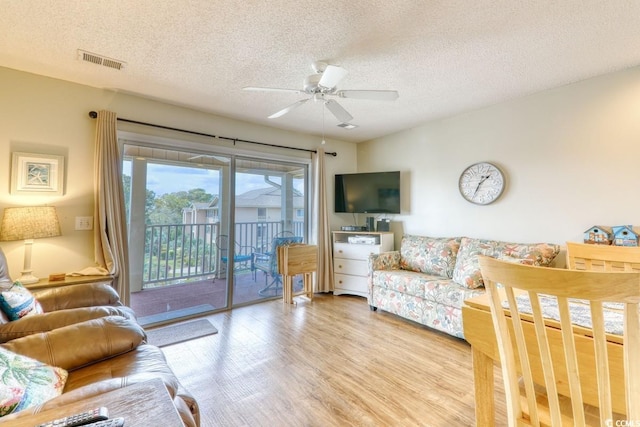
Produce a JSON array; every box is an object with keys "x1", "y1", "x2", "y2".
[
  {"x1": 33, "y1": 282, "x2": 122, "y2": 311},
  {"x1": 368, "y1": 250, "x2": 401, "y2": 273},
  {"x1": 1, "y1": 315, "x2": 146, "y2": 371},
  {"x1": 0, "y1": 306, "x2": 136, "y2": 343}
]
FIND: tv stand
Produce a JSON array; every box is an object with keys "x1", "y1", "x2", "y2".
[{"x1": 332, "y1": 231, "x2": 394, "y2": 298}]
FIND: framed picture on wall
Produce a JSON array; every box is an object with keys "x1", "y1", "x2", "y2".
[{"x1": 10, "y1": 152, "x2": 65, "y2": 195}]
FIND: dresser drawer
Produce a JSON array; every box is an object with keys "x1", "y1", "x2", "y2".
[
  {"x1": 334, "y1": 242, "x2": 381, "y2": 260},
  {"x1": 334, "y1": 258, "x2": 368, "y2": 276},
  {"x1": 334, "y1": 273, "x2": 368, "y2": 293}
]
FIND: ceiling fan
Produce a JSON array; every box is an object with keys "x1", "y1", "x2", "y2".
[{"x1": 243, "y1": 61, "x2": 399, "y2": 124}]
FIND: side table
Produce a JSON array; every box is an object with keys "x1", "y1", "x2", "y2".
[
  {"x1": 25, "y1": 274, "x2": 114, "y2": 290},
  {"x1": 277, "y1": 244, "x2": 317, "y2": 304},
  {"x1": 3, "y1": 378, "x2": 185, "y2": 427}
]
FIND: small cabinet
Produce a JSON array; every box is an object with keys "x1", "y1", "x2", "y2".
[{"x1": 332, "y1": 231, "x2": 394, "y2": 298}]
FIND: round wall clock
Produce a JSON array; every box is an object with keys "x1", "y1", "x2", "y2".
[{"x1": 458, "y1": 162, "x2": 505, "y2": 205}]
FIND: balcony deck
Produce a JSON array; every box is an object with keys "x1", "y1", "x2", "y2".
[
  {"x1": 130, "y1": 270, "x2": 286, "y2": 326},
  {"x1": 130, "y1": 221, "x2": 308, "y2": 326}
]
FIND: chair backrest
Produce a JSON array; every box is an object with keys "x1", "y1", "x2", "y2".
[
  {"x1": 268, "y1": 236, "x2": 303, "y2": 273},
  {"x1": 566, "y1": 241, "x2": 640, "y2": 272},
  {"x1": 216, "y1": 234, "x2": 252, "y2": 256},
  {"x1": 478, "y1": 255, "x2": 640, "y2": 426}
]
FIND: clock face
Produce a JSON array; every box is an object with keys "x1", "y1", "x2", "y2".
[{"x1": 458, "y1": 162, "x2": 505, "y2": 205}]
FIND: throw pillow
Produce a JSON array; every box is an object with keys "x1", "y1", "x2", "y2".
[
  {"x1": 452, "y1": 237, "x2": 560, "y2": 289},
  {"x1": 0, "y1": 346, "x2": 67, "y2": 416},
  {"x1": 400, "y1": 235, "x2": 461, "y2": 278},
  {"x1": 0, "y1": 282, "x2": 44, "y2": 321}
]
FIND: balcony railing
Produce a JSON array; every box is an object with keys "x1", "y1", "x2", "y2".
[{"x1": 142, "y1": 221, "x2": 304, "y2": 288}]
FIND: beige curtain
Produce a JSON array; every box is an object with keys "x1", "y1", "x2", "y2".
[
  {"x1": 93, "y1": 111, "x2": 130, "y2": 304},
  {"x1": 311, "y1": 148, "x2": 333, "y2": 292}
]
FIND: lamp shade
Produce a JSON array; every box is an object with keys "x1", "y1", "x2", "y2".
[{"x1": 0, "y1": 206, "x2": 61, "y2": 241}]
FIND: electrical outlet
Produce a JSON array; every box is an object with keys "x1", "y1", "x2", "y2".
[{"x1": 75, "y1": 216, "x2": 93, "y2": 230}]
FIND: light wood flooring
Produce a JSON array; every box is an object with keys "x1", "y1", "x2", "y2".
[{"x1": 161, "y1": 293, "x2": 508, "y2": 426}]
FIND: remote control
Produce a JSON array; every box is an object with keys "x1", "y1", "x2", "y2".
[
  {"x1": 35, "y1": 407, "x2": 109, "y2": 427},
  {"x1": 84, "y1": 418, "x2": 125, "y2": 427}
]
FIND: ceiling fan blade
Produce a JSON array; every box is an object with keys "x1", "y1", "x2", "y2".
[
  {"x1": 324, "y1": 99, "x2": 353, "y2": 123},
  {"x1": 268, "y1": 98, "x2": 310, "y2": 119},
  {"x1": 318, "y1": 65, "x2": 348, "y2": 89},
  {"x1": 336, "y1": 90, "x2": 399, "y2": 101},
  {"x1": 243, "y1": 86, "x2": 303, "y2": 94}
]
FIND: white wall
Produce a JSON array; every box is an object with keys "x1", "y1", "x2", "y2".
[
  {"x1": 0, "y1": 67, "x2": 357, "y2": 280},
  {"x1": 357, "y1": 65, "x2": 640, "y2": 251},
  {"x1": 7, "y1": 63, "x2": 638, "y2": 278}
]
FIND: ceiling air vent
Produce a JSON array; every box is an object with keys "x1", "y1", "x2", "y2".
[{"x1": 77, "y1": 49, "x2": 126, "y2": 70}]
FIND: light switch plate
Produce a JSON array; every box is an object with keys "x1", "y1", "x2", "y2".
[{"x1": 75, "y1": 216, "x2": 93, "y2": 230}]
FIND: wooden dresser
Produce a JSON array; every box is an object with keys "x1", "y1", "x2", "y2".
[{"x1": 332, "y1": 231, "x2": 394, "y2": 298}]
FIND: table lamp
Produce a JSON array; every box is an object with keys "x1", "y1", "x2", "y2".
[{"x1": 0, "y1": 206, "x2": 61, "y2": 284}]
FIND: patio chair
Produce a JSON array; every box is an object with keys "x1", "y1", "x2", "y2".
[
  {"x1": 215, "y1": 235, "x2": 256, "y2": 279},
  {"x1": 254, "y1": 235, "x2": 303, "y2": 296}
]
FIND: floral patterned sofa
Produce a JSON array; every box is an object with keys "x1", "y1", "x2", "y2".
[{"x1": 367, "y1": 235, "x2": 560, "y2": 339}]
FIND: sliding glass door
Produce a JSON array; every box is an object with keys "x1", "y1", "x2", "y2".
[
  {"x1": 123, "y1": 145, "x2": 230, "y2": 325},
  {"x1": 121, "y1": 142, "x2": 308, "y2": 325},
  {"x1": 232, "y1": 158, "x2": 307, "y2": 305}
]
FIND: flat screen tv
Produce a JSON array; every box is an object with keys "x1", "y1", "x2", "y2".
[{"x1": 335, "y1": 171, "x2": 400, "y2": 214}]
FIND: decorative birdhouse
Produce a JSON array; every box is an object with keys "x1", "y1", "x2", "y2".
[
  {"x1": 612, "y1": 225, "x2": 639, "y2": 247},
  {"x1": 583, "y1": 226, "x2": 612, "y2": 245}
]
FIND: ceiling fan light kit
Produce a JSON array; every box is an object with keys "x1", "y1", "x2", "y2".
[
  {"x1": 311, "y1": 60, "x2": 328, "y2": 74},
  {"x1": 243, "y1": 60, "x2": 399, "y2": 125},
  {"x1": 337, "y1": 123, "x2": 358, "y2": 129},
  {"x1": 304, "y1": 74, "x2": 322, "y2": 92}
]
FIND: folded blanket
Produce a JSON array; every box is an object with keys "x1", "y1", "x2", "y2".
[{"x1": 67, "y1": 267, "x2": 110, "y2": 277}]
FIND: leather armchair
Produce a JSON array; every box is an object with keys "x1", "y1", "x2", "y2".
[{"x1": 0, "y1": 247, "x2": 135, "y2": 343}]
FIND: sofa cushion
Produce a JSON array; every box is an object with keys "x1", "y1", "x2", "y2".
[
  {"x1": 400, "y1": 235, "x2": 461, "y2": 278},
  {"x1": 452, "y1": 237, "x2": 560, "y2": 289},
  {"x1": 2, "y1": 316, "x2": 146, "y2": 371},
  {"x1": 0, "y1": 282, "x2": 43, "y2": 321},
  {"x1": 0, "y1": 346, "x2": 67, "y2": 416},
  {"x1": 372, "y1": 269, "x2": 484, "y2": 308},
  {"x1": 62, "y1": 345, "x2": 182, "y2": 398},
  {"x1": 369, "y1": 286, "x2": 468, "y2": 339}
]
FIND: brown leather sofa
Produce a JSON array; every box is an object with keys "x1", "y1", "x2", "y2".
[
  {"x1": 0, "y1": 315, "x2": 200, "y2": 426},
  {"x1": 0, "y1": 282, "x2": 136, "y2": 343},
  {"x1": 0, "y1": 248, "x2": 199, "y2": 425},
  {"x1": 0, "y1": 247, "x2": 135, "y2": 343}
]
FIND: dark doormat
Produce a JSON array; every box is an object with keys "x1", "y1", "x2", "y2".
[{"x1": 145, "y1": 319, "x2": 218, "y2": 347}]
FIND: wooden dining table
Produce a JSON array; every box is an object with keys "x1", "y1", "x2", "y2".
[{"x1": 462, "y1": 292, "x2": 627, "y2": 426}]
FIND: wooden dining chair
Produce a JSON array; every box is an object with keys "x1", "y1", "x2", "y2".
[
  {"x1": 566, "y1": 241, "x2": 640, "y2": 272},
  {"x1": 478, "y1": 255, "x2": 640, "y2": 426}
]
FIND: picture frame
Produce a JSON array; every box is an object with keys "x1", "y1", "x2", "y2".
[{"x1": 11, "y1": 152, "x2": 65, "y2": 195}]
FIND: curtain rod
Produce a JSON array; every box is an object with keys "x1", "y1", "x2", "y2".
[{"x1": 88, "y1": 111, "x2": 337, "y2": 156}]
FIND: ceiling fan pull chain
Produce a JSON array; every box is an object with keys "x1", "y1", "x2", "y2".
[{"x1": 322, "y1": 103, "x2": 326, "y2": 144}]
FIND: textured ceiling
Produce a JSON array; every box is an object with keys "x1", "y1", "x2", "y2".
[{"x1": 2, "y1": 1, "x2": 640, "y2": 143}]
